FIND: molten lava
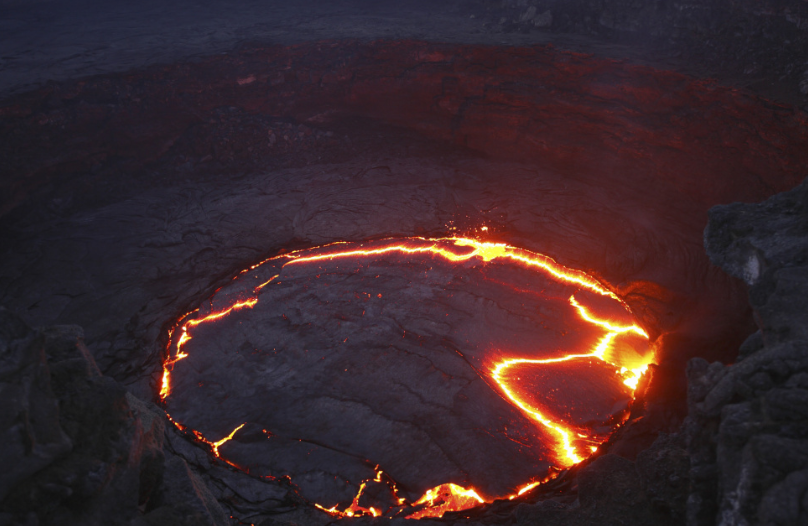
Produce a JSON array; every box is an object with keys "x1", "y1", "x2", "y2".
[
  {"x1": 407, "y1": 483, "x2": 485, "y2": 519},
  {"x1": 159, "y1": 236, "x2": 653, "y2": 519}
]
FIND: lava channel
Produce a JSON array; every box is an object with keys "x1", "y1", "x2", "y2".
[{"x1": 159, "y1": 236, "x2": 654, "y2": 519}]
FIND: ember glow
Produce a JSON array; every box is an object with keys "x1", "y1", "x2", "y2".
[
  {"x1": 160, "y1": 298, "x2": 257, "y2": 399},
  {"x1": 489, "y1": 294, "x2": 650, "y2": 466},
  {"x1": 160, "y1": 236, "x2": 654, "y2": 519},
  {"x1": 315, "y1": 481, "x2": 381, "y2": 518},
  {"x1": 407, "y1": 484, "x2": 485, "y2": 519}
]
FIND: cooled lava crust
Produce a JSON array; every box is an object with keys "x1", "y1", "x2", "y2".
[{"x1": 161, "y1": 237, "x2": 652, "y2": 518}]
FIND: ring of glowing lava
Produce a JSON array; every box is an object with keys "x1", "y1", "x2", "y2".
[{"x1": 160, "y1": 237, "x2": 654, "y2": 519}]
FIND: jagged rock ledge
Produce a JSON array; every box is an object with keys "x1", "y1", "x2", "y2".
[{"x1": 687, "y1": 177, "x2": 808, "y2": 525}]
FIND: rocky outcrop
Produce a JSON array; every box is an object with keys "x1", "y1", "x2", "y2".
[
  {"x1": 0, "y1": 311, "x2": 72, "y2": 506},
  {"x1": 0, "y1": 308, "x2": 248, "y2": 526},
  {"x1": 686, "y1": 178, "x2": 808, "y2": 525}
]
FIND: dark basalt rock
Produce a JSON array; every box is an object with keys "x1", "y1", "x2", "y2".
[
  {"x1": 0, "y1": 307, "x2": 145, "y2": 525},
  {"x1": 687, "y1": 177, "x2": 808, "y2": 525},
  {"x1": 635, "y1": 433, "x2": 690, "y2": 520},
  {"x1": 0, "y1": 308, "x2": 258, "y2": 526},
  {"x1": 498, "y1": 434, "x2": 689, "y2": 526},
  {"x1": 0, "y1": 307, "x2": 72, "y2": 505}
]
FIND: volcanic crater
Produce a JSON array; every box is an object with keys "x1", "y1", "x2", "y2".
[{"x1": 2, "y1": 36, "x2": 808, "y2": 526}]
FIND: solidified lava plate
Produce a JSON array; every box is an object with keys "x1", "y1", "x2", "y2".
[{"x1": 161, "y1": 237, "x2": 653, "y2": 518}]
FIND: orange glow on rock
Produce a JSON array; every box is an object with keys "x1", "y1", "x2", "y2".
[
  {"x1": 171, "y1": 421, "x2": 247, "y2": 468},
  {"x1": 315, "y1": 481, "x2": 382, "y2": 518},
  {"x1": 487, "y1": 293, "x2": 651, "y2": 467},
  {"x1": 210, "y1": 423, "x2": 247, "y2": 457},
  {"x1": 517, "y1": 481, "x2": 541, "y2": 496},
  {"x1": 406, "y1": 483, "x2": 485, "y2": 520},
  {"x1": 160, "y1": 236, "x2": 655, "y2": 519},
  {"x1": 160, "y1": 298, "x2": 257, "y2": 399},
  {"x1": 314, "y1": 467, "x2": 393, "y2": 519}
]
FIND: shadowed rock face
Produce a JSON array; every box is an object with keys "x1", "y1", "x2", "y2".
[{"x1": 686, "y1": 178, "x2": 808, "y2": 525}]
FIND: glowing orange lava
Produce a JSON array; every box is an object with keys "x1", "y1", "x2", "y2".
[
  {"x1": 315, "y1": 481, "x2": 381, "y2": 518},
  {"x1": 160, "y1": 298, "x2": 257, "y2": 399},
  {"x1": 489, "y1": 295, "x2": 650, "y2": 466},
  {"x1": 407, "y1": 484, "x2": 485, "y2": 519},
  {"x1": 160, "y1": 236, "x2": 655, "y2": 519}
]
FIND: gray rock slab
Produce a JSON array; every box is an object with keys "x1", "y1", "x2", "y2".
[{"x1": 0, "y1": 307, "x2": 72, "y2": 502}]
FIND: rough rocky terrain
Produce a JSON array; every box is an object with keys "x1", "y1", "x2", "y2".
[
  {"x1": 686, "y1": 178, "x2": 808, "y2": 525},
  {"x1": 0, "y1": 14, "x2": 807, "y2": 526},
  {"x1": 0, "y1": 307, "x2": 231, "y2": 526}
]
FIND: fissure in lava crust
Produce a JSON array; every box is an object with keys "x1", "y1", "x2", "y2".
[{"x1": 159, "y1": 236, "x2": 654, "y2": 519}]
